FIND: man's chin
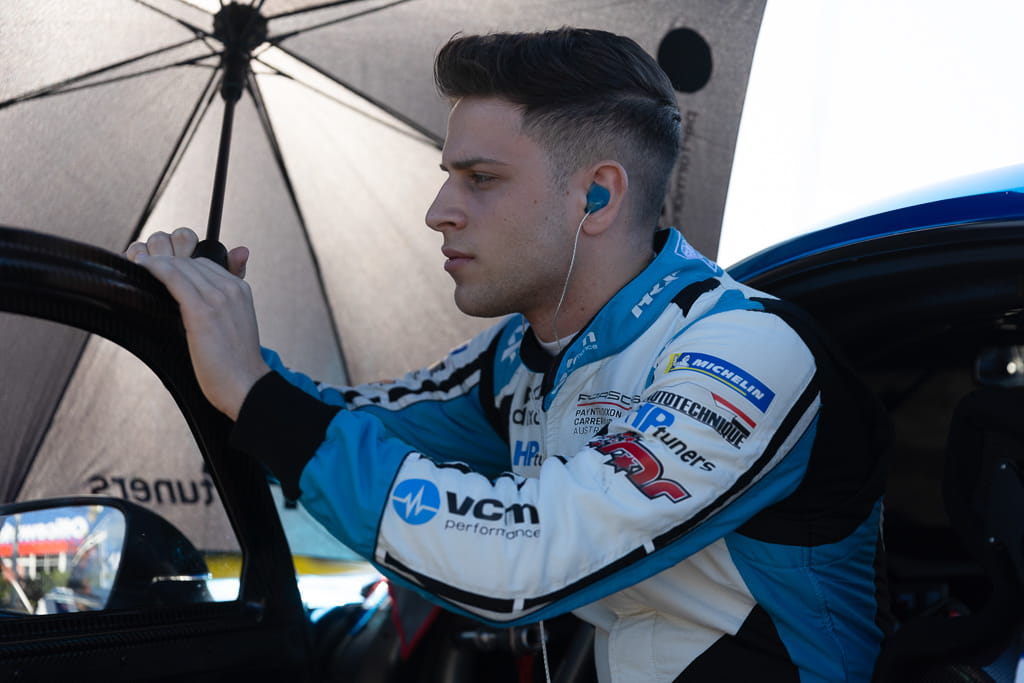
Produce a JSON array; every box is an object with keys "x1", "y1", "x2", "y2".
[{"x1": 453, "y1": 290, "x2": 513, "y2": 319}]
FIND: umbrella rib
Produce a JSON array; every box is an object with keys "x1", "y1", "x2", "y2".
[
  {"x1": 5, "y1": 55, "x2": 221, "y2": 109},
  {"x1": 130, "y1": 69, "x2": 223, "y2": 246},
  {"x1": 0, "y1": 39, "x2": 216, "y2": 110},
  {"x1": 267, "y1": 0, "x2": 417, "y2": 39},
  {"x1": 133, "y1": 0, "x2": 214, "y2": 38},
  {"x1": 246, "y1": 74, "x2": 353, "y2": 383},
  {"x1": 252, "y1": 52, "x2": 441, "y2": 147}
]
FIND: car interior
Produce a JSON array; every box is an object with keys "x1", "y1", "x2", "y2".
[{"x1": 742, "y1": 217, "x2": 1024, "y2": 681}]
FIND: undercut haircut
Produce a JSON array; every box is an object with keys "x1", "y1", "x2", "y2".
[{"x1": 434, "y1": 27, "x2": 682, "y2": 228}]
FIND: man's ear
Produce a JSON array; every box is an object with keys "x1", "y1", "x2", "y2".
[{"x1": 580, "y1": 161, "x2": 628, "y2": 235}]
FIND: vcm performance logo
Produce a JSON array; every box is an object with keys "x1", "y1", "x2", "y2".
[
  {"x1": 665, "y1": 352, "x2": 775, "y2": 412},
  {"x1": 391, "y1": 479, "x2": 441, "y2": 525}
]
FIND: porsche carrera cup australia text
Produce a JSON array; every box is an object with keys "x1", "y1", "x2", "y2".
[
  {"x1": 573, "y1": 390, "x2": 642, "y2": 436},
  {"x1": 391, "y1": 479, "x2": 541, "y2": 540}
]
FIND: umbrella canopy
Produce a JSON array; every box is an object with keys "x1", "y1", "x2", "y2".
[{"x1": 0, "y1": 1, "x2": 763, "y2": 555}]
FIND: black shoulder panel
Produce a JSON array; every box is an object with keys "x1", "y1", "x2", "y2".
[{"x1": 737, "y1": 298, "x2": 893, "y2": 545}]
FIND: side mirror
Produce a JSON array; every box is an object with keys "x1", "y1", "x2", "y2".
[{"x1": 0, "y1": 497, "x2": 213, "y2": 615}]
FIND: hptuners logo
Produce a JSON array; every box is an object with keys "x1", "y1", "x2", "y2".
[{"x1": 391, "y1": 479, "x2": 441, "y2": 525}]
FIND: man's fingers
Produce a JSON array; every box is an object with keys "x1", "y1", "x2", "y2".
[
  {"x1": 125, "y1": 228, "x2": 200, "y2": 261},
  {"x1": 227, "y1": 246, "x2": 249, "y2": 279},
  {"x1": 143, "y1": 231, "x2": 176, "y2": 257},
  {"x1": 170, "y1": 227, "x2": 200, "y2": 256},
  {"x1": 190, "y1": 254, "x2": 254, "y2": 306},
  {"x1": 137, "y1": 253, "x2": 251, "y2": 313},
  {"x1": 135, "y1": 254, "x2": 212, "y2": 310},
  {"x1": 124, "y1": 242, "x2": 149, "y2": 263}
]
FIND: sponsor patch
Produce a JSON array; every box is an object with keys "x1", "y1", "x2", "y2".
[
  {"x1": 442, "y1": 491, "x2": 541, "y2": 540},
  {"x1": 664, "y1": 352, "x2": 775, "y2": 412},
  {"x1": 391, "y1": 479, "x2": 441, "y2": 525},
  {"x1": 650, "y1": 426, "x2": 715, "y2": 471},
  {"x1": 631, "y1": 272, "x2": 681, "y2": 318},
  {"x1": 446, "y1": 492, "x2": 540, "y2": 525},
  {"x1": 630, "y1": 404, "x2": 676, "y2": 432},
  {"x1": 647, "y1": 384, "x2": 755, "y2": 449},
  {"x1": 590, "y1": 433, "x2": 690, "y2": 503},
  {"x1": 575, "y1": 389, "x2": 639, "y2": 436},
  {"x1": 392, "y1": 478, "x2": 541, "y2": 539},
  {"x1": 577, "y1": 390, "x2": 642, "y2": 411},
  {"x1": 565, "y1": 331, "x2": 600, "y2": 370},
  {"x1": 512, "y1": 440, "x2": 542, "y2": 468}
]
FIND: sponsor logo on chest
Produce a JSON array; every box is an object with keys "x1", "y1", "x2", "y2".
[{"x1": 571, "y1": 390, "x2": 642, "y2": 436}]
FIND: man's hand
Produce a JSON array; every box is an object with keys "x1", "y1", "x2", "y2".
[
  {"x1": 125, "y1": 227, "x2": 250, "y2": 277},
  {"x1": 125, "y1": 228, "x2": 269, "y2": 420}
]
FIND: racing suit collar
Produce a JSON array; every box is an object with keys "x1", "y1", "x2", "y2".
[{"x1": 530, "y1": 227, "x2": 723, "y2": 410}]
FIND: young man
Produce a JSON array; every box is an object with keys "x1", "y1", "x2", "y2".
[{"x1": 128, "y1": 28, "x2": 890, "y2": 682}]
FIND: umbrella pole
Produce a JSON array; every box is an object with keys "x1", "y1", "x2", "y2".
[
  {"x1": 194, "y1": 4, "x2": 268, "y2": 267},
  {"x1": 193, "y1": 79, "x2": 240, "y2": 267},
  {"x1": 205, "y1": 95, "x2": 238, "y2": 248}
]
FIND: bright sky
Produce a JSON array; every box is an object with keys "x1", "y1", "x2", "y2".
[{"x1": 719, "y1": 0, "x2": 1024, "y2": 266}]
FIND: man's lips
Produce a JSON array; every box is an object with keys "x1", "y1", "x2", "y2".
[{"x1": 442, "y1": 247, "x2": 473, "y2": 272}]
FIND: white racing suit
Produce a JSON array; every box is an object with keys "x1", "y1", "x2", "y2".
[{"x1": 232, "y1": 228, "x2": 891, "y2": 682}]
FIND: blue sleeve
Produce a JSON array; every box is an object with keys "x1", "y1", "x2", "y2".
[
  {"x1": 261, "y1": 319, "x2": 513, "y2": 472},
  {"x1": 234, "y1": 321, "x2": 514, "y2": 498}
]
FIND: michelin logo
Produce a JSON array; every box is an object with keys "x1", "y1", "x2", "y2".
[
  {"x1": 391, "y1": 479, "x2": 441, "y2": 525},
  {"x1": 665, "y1": 352, "x2": 775, "y2": 412}
]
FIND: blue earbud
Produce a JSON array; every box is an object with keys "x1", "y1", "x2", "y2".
[{"x1": 586, "y1": 183, "x2": 610, "y2": 213}]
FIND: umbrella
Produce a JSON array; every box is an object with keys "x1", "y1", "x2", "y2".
[{"x1": 0, "y1": 1, "x2": 764, "y2": 559}]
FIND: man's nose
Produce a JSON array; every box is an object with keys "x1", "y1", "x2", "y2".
[{"x1": 425, "y1": 180, "x2": 464, "y2": 233}]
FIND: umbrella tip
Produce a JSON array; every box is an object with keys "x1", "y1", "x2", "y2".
[
  {"x1": 213, "y1": 3, "x2": 268, "y2": 52},
  {"x1": 212, "y1": 3, "x2": 268, "y2": 102}
]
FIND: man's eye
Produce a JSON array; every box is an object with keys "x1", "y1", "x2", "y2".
[{"x1": 469, "y1": 173, "x2": 496, "y2": 186}]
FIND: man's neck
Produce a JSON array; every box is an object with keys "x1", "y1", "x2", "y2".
[{"x1": 529, "y1": 243, "x2": 656, "y2": 345}]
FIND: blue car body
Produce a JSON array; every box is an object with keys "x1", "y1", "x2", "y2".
[{"x1": 730, "y1": 164, "x2": 1024, "y2": 682}]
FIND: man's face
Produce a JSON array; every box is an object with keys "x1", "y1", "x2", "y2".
[{"x1": 426, "y1": 97, "x2": 578, "y2": 326}]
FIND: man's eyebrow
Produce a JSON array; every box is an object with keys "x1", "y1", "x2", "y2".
[{"x1": 439, "y1": 157, "x2": 509, "y2": 172}]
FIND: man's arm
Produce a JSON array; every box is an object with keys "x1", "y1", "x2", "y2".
[
  {"x1": 235, "y1": 310, "x2": 828, "y2": 627},
  {"x1": 127, "y1": 228, "x2": 269, "y2": 419}
]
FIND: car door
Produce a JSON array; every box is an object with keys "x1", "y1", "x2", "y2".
[
  {"x1": 0, "y1": 226, "x2": 315, "y2": 681},
  {"x1": 729, "y1": 186, "x2": 1024, "y2": 678}
]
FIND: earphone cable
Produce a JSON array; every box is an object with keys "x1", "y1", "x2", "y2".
[{"x1": 552, "y1": 211, "x2": 589, "y2": 351}]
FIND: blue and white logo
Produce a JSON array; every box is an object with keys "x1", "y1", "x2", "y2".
[
  {"x1": 665, "y1": 352, "x2": 775, "y2": 412},
  {"x1": 391, "y1": 479, "x2": 441, "y2": 525}
]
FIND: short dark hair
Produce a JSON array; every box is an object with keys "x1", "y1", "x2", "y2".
[{"x1": 434, "y1": 28, "x2": 681, "y2": 228}]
